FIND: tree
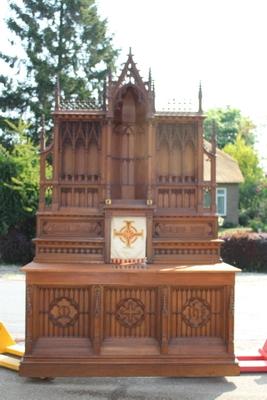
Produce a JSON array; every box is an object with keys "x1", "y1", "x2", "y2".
[
  {"x1": 0, "y1": 119, "x2": 39, "y2": 263},
  {"x1": 204, "y1": 107, "x2": 256, "y2": 149},
  {"x1": 224, "y1": 135, "x2": 267, "y2": 224},
  {"x1": 0, "y1": 120, "x2": 39, "y2": 236},
  {"x1": 0, "y1": 0, "x2": 118, "y2": 142}
]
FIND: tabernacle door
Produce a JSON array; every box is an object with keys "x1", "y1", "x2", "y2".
[{"x1": 111, "y1": 217, "x2": 147, "y2": 262}]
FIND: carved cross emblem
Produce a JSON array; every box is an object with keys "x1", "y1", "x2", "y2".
[
  {"x1": 113, "y1": 220, "x2": 143, "y2": 248},
  {"x1": 115, "y1": 298, "x2": 145, "y2": 328}
]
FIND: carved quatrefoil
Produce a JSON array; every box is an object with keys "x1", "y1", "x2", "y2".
[
  {"x1": 48, "y1": 297, "x2": 79, "y2": 328},
  {"x1": 182, "y1": 297, "x2": 211, "y2": 328},
  {"x1": 115, "y1": 298, "x2": 145, "y2": 328}
]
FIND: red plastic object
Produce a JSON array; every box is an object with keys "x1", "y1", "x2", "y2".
[{"x1": 237, "y1": 340, "x2": 267, "y2": 373}]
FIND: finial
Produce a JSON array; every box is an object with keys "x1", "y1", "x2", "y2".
[
  {"x1": 198, "y1": 81, "x2": 203, "y2": 113},
  {"x1": 128, "y1": 46, "x2": 132, "y2": 56},
  {"x1": 40, "y1": 114, "x2": 45, "y2": 151},
  {"x1": 55, "y1": 75, "x2": 60, "y2": 110}
]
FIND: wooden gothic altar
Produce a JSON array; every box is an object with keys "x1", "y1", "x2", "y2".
[{"x1": 20, "y1": 53, "x2": 240, "y2": 377}]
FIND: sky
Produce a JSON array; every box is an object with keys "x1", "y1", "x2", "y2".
[{"x1": 0, "y1": 0, "x2": 267, "y2": 169}]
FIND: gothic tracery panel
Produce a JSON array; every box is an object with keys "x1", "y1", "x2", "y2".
[
  {"x1": 38, "y1": 287, "x2": 91, "y2": 337},
  {"x1": 171, "y1": 287, "x2": 223, "y2": 338},
  {"x1": 104, "y1": 287, "x2": 157, "y2": 338}
]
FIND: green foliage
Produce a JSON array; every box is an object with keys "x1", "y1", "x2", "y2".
[
  {"x1": 204, "y1": 107, "x2": 266, "y2": 226},
  {"x1": 0, "y1": 120, "x2": 39, "y2": 236},
  {"x1": 224, "y1": 135, "x2": 263, "y2": 183},
  {"x1": 204, "y1": 107, "x2": 255, "y2": 149},
  {"x1": 221, "y1": 232, "x2": 267, "y2": 271},
  {"x1": 223, "y1": 135, "x2": 267, "y2": 222},
  {"x1": 249, "y1": 219, "x2": 267, "y2": 233},
  {"x1": 0, "y1": 0, "x2": 118, "y2": 142}
]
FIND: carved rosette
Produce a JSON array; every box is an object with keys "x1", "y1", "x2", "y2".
[
  {"x1": 182, "y1": 297, "x2": 211, "y2": 328},
  {"x1": 48, "y1": 297, "x2": 79, "y2": 328},
  {"x1": 115, "y1": 298, "x2": 145, "y2": 328}
]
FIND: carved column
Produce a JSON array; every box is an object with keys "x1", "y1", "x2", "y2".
[
  {"x1": 227, "y1": 285, "x2": 235, "y2": 355},
  {"x1": 52, "y1": 117, "x2": 60, "y2": 210},
  {"x1": 147, "y1": 120, "x2": 153, "y2": 202},
  {"x1": 104, "y1": 209, "x2": 112, "y2": 263},
  {"x1": 146, "y1": 212, "x2": 153, "y2": 263},
  {"x1": 161, "y1": 286, "x2": 169, "y2": 354},
  {"x1": 128, "y1": 126, "x2": 135, "y2": 186},
  {"x1": 211, "y1": 154, "x2": 216, "y2": 214},
  {"x1": 25, "y1": 284, "x2": 34, "y2": 354},
  {"x1": 93, "y1": 285, "x2": 103, "y2": 354},
  {"x1": 197, "y1": 119, "x2": 204, "y2": 213},
  {"x1": 105, "y1": 119, "x2": 112, "y2": 200},
  {"x1": 99, "y1": 121, "x2": 105, "y2": 201}
]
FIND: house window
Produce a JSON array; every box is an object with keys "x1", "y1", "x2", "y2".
[{"x1": 216, "y1": 188, "x2": 227, "y2": 216}]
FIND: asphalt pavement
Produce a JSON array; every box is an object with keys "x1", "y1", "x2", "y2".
[{"x1": 0, "y1": 267, "x2": 267, "y2": 400}]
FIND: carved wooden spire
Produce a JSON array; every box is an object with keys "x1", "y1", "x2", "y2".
[{"x1": 198, "y1": 81, "x2": 203, "y2": 113}]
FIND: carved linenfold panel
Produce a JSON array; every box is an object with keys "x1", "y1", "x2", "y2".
[
  {"x1": 171, "y1": 287, "x2": 223, "y2": 338},
  {"x1": 182, "y1": 298, "x2": 211, "y2": 328},
  {"x1": 49, "y1": 297, "x2": 79, "y2": 328},
  {"x1": 38, "y1": 287, "x2": 91, "y2": 337},
  {"x1": 41, "y1": 220, "x2": 103, "y2": 237},
  {"x1": 104, "y1": 287, "x2": 157, "y2": 338},
  {"x1": 154, "y1": 222, "x2": 213, "y2": 239}
]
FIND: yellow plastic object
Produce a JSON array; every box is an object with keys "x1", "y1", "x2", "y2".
[
  {"x1": 0, "y1": 322, "x2": 24, "y2": 371},
  {"x1": 0, "y1": 354, "x2": 20, "y2": 371},
  {"x1": 0, "y1": 322, "x2": 15, "y2": 353}
]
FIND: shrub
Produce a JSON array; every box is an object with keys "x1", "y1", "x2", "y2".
[
  {"x1": 249, "y1": 219, "x2": 267, "y2": 233},
  {"x1": 221, "y1": 232, "x2": 267, "y2": 272},
  {"x1": 0, "y1": 227, "x2": 35, "y2": 265}
]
